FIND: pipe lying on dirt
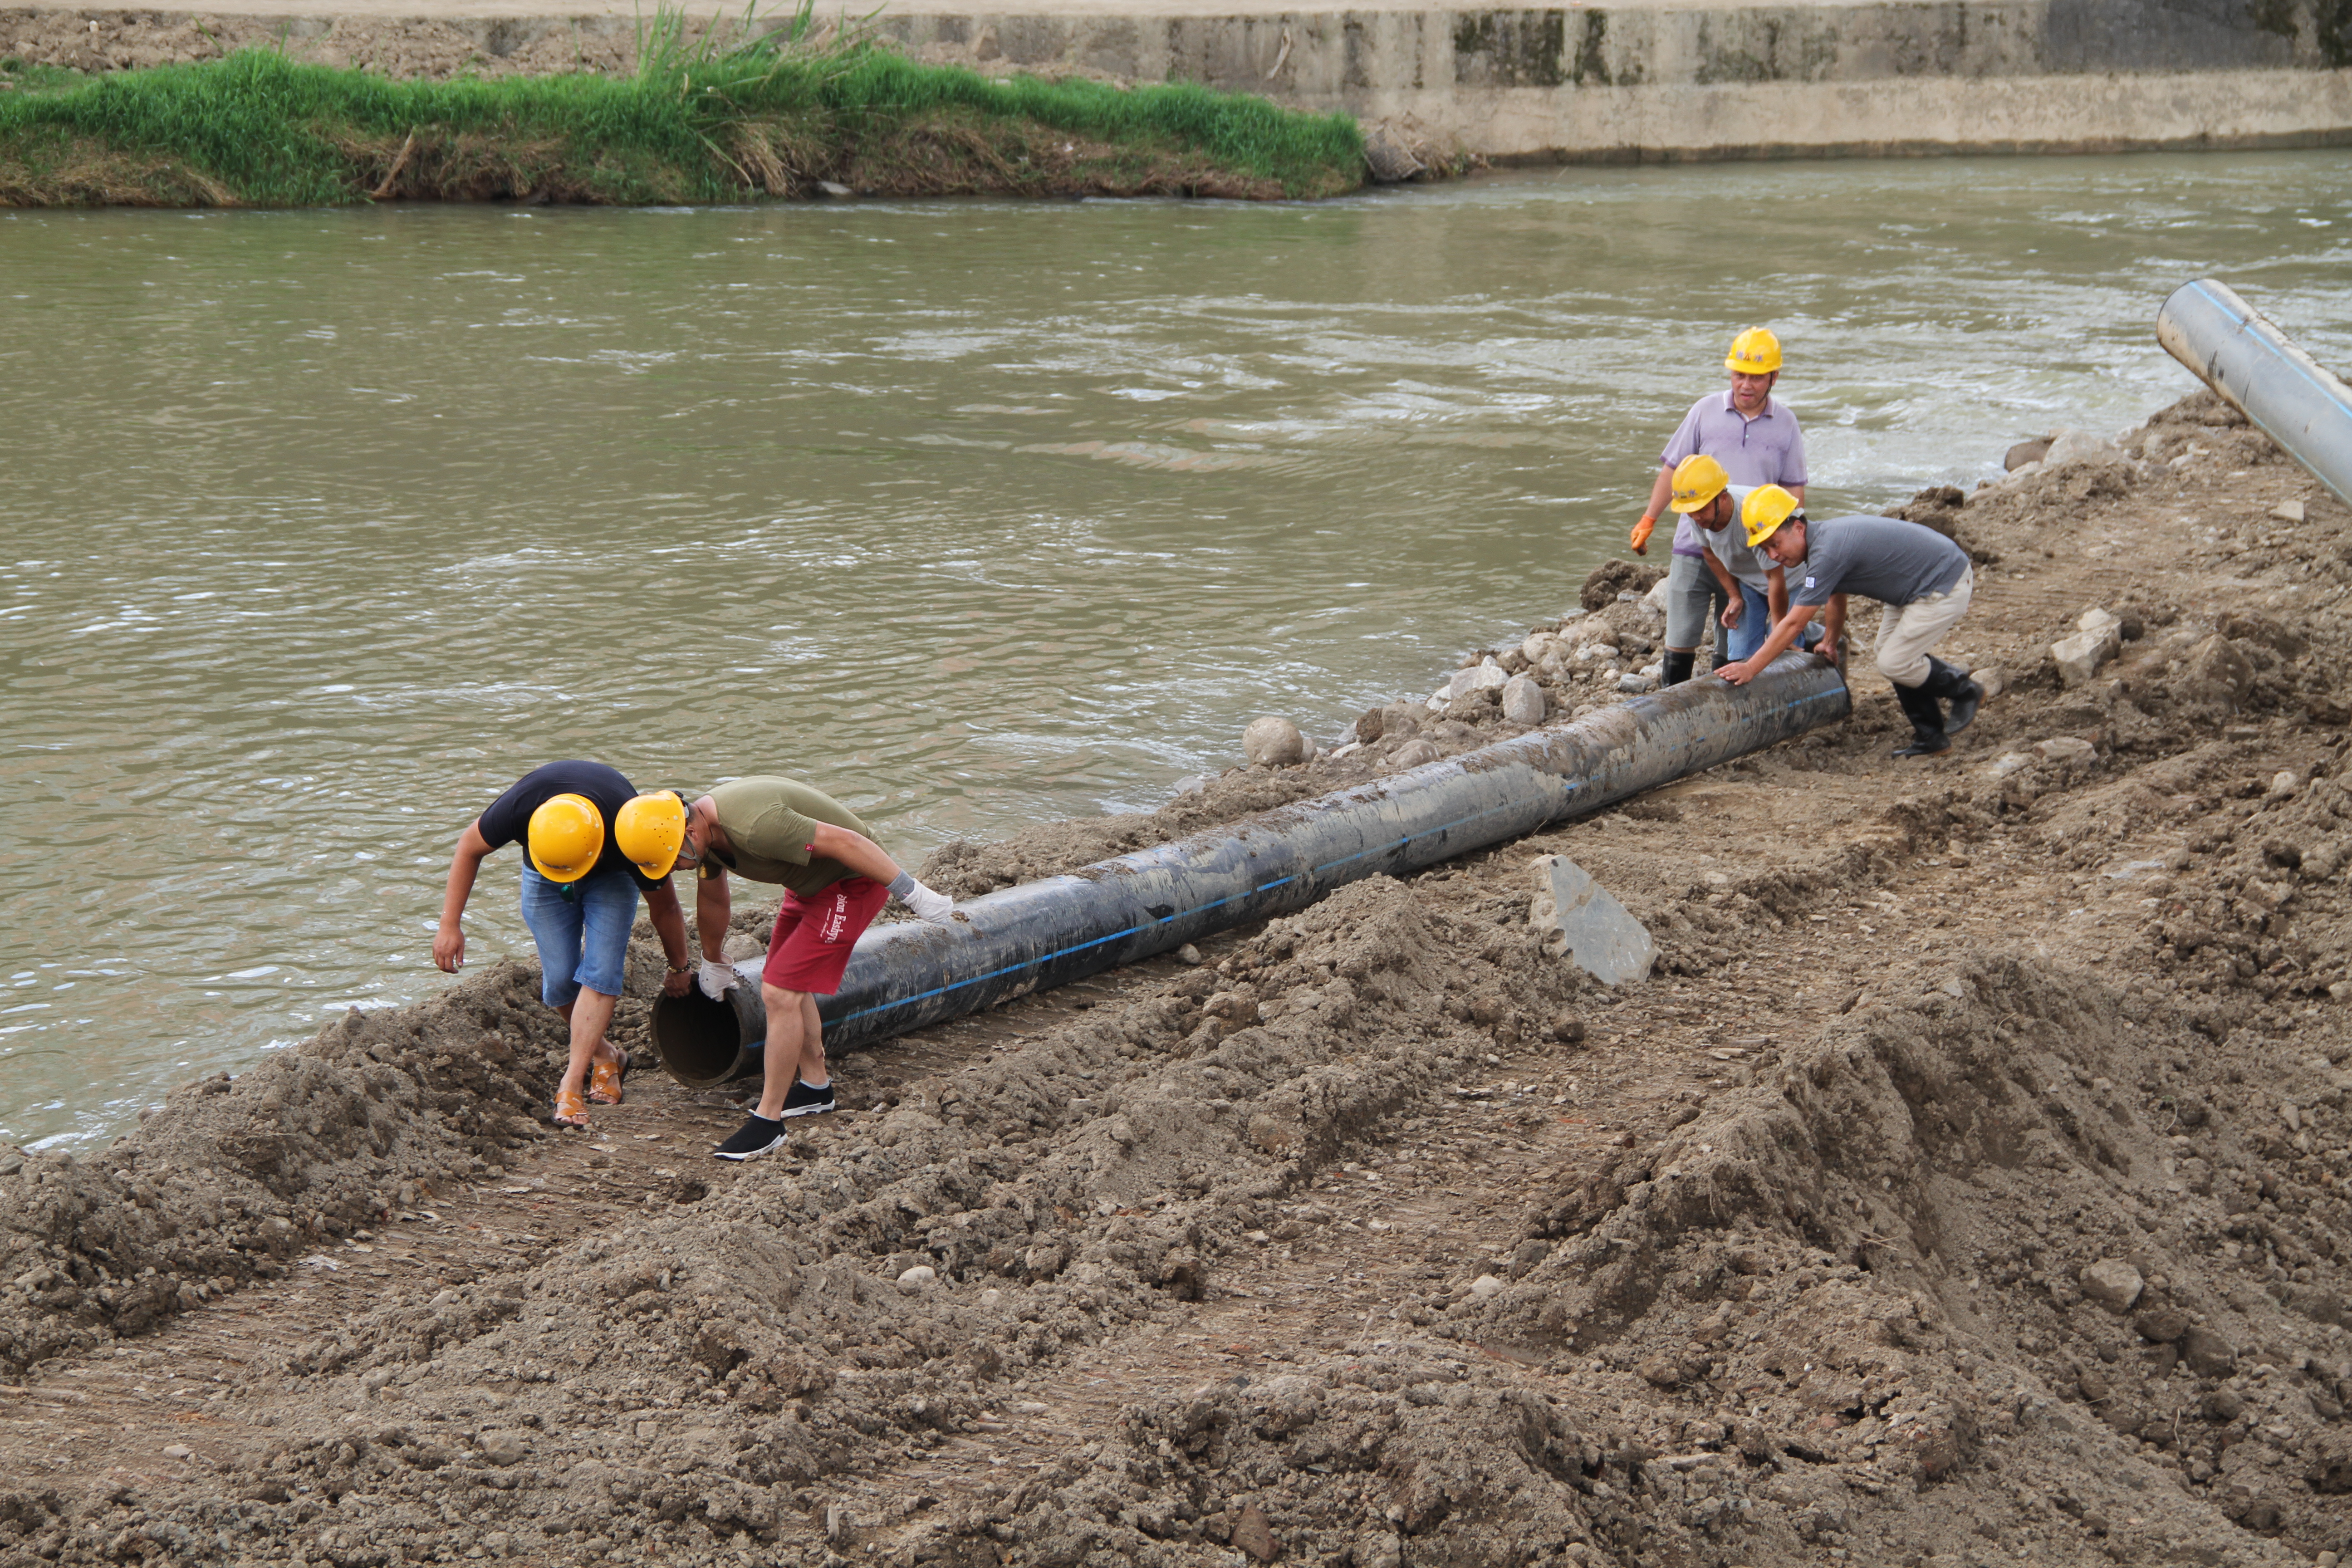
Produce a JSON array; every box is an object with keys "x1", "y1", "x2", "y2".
[
  {"x1": 2156, "y1": 278, "x2": 2352, "y2": 511},
  {"x1": 651, "y1": 652, "x2": 1851, "y2": 1087}
]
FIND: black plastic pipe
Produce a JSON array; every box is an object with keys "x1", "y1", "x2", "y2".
[{"x1": 651, "y1": 652, "x2": 1850, "y2": 1086}]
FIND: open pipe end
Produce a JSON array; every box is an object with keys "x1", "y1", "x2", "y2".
[{"x1": 650, "y1": 988, "x2": 765, "y2": 1090}]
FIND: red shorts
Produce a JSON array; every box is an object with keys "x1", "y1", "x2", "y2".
[{"x1": 763, "y1": 876, "x2": 888, "y2": 995}]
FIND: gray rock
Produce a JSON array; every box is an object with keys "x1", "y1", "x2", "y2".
[
  {"x1": 0, "y1": 1150, "x2": 20, "y2": 1177},
  {"x1": 2079, "y1": 1257, "x2": 2144, "y2": 1313},
  {"x1": 1529, "y1": 854, "x2": 1655, "y2": 986},
  {"x1": 1617, "y1": 671, "x2": 1658, "y2": 694},
  {"x1": 1468, "y1": 1274, "x2": 1505, "y2": 1299},
  {"x1": 1446, "y1": 662, "x2": 1509, "y2": 700},
  {"x1": 2052, "y1": 624, "x2": 2120, "y2": 687},
  {"x1": 1242, "y1": 716, "x2": 1306, "y2": 768},
  {"x1": 2133, "y1": 1302, "x2": 2191, "y2": 1343},
  {"x1": 1501, "y1": 674, "x2": 1547, "y2": 726},
  {"x1": 1391, "y1": 738, "x2": 1442, "y2": 769},
  {"x1": 162, "y1": 1443, "x2": 192, "y2": 1460},
  {"x1": 895, "y1": 1264, "x2": 937, "y2": 1292},
  {"x1": 477, "y1": 1431, "x2": 530, "y2": 1466},
  {"x1": 1175, "y1": 944, "x2": 1205, "y2": 966},
  {"x1": 2034, "y1": 736, "x2": 2098, "y2": 771},
  {"x1": 2043, "y1": 428, "x2": 2126, "y2": 469},
  {"x1": 815, "y1": 181, "x2": 853, "y2": 198},
  {"x1": 1972, "y1": 666, "x2": 2007, "y2": 701}
]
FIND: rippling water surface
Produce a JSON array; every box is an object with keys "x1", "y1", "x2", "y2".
[{"x1": 6, "y1": 151, "x2": 2352, "y2": 1149}]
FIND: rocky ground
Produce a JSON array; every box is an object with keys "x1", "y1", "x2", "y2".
[{"x1": 4, "y1": 387, "x2": 2352, "y2": 1568}]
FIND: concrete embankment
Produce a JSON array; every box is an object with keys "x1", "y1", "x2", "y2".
[{"x1": 6, "y1": 0, "x2": 2352, "y2": 162}]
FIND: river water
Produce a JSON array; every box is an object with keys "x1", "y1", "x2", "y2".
[{"x1": 6, "y1": 151, "x2": 2351, "y2": 1152}]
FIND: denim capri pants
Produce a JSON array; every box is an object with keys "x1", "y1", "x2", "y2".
[{"x1": 519, "y1": 865, "x2": 640, "y2": 1008}]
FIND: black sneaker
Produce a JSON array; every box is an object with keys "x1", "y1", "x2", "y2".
[
  {"x1": 713, "y1": 1114, "x2": 786, "y2": 1161},
  {"x1": 778, "y1": 1078, "x2": 837, "y2": 1117}
]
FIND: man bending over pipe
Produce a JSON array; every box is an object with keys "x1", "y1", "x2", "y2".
[
  {"x1": 682, "y1": 778, "x2": 956, "y2": 1161},
  {"x1": 1719, "y1": 486, "x2": 1983, "y2": 759},
  {"x1": 434, "y1": 762, "x2": 695, "y2": 1128},
  {"x1": 1659, "y1": 455, "x2": 1817, "y2": 669},
  {"x1": 1630, "y1": 327, "x2": 1808, "y2": 685}
]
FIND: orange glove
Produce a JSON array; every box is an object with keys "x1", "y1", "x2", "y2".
[{"x1": 1630, "y1": 514, "x2": 1657, "y2": 555}]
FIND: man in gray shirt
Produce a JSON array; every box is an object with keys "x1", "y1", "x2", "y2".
[{"x1": 1719, "y1": 486, "x2": 1983, "y2": 758}]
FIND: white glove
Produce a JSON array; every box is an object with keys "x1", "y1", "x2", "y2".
[
  {"x1": 696, "y1": 959, "x2": 738, "y2": 1000},
  {"x1": 902, "y1": 880, "x2": 956, "y2": 925}
]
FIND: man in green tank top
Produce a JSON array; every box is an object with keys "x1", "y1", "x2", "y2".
[{"x1": 681, "y1": 777, "x2": 956, "y2": 1160}]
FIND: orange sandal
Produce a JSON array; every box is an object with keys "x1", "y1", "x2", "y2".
[
  {"x1": 553, "y1": 1083, "x2": 590, "y2": 1128},
  {"x1": 588, "y1": 1049, "x2": 630, "y2": 1106}
]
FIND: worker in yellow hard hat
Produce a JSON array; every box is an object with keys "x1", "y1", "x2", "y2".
[
  {"x1": 1629, "y1": 327, "x2": 1808, "y2": 686},
  {"x1": 433, "y1": 762, "x2": 696, "y2": 1127},
  {"x1": 1721, "y1": 487, "x2": 1983, "y2": 758},
  {"x1": 1660, "y1": 454, "x2": 1816, "y2": 671}
]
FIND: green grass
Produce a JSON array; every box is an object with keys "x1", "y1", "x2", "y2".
[{"x1": 0, "y1": 32, "x2": 1366, "y2": 206}]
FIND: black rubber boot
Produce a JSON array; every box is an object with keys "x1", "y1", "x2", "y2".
[
  {"x1": 1927, "y1": 656, "x2": 1984, "y2": 734},
  {"x1": 1891, "y1": 680, "x2": 1950, "y2": 758},
  {"x1": 1661, "y1": 650, "x2": 1695, "y2": 687}
]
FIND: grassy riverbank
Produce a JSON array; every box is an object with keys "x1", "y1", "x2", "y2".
[{"x1": 0, "y1": 42, "x2": 1366, "y2": 206}]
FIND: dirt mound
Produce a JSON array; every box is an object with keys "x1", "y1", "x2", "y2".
[
  {"x1": 1580, "y1": 558, "x2": 1663, "y2": 612},
  {"x1": 6, "y1": 385, "x2": 2352, "y2": 1566}
]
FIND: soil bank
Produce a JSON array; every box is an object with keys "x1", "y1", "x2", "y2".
[
  {"x1": 5, "y1": 0, "x2": 2352, "y2": 166},
  {"x1": 3, "y1": 387, "x2": 2352, "y2": 1564}
]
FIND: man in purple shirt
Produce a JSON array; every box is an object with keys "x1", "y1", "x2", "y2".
[{"x1": 1629, "y1": 328, "x2": 1808, "y2": 686}]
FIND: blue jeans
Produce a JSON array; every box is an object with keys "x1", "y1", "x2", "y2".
[
  {"x1": 1734, "y1": 584, "x2": 1824, "y2": 661},
  {"x1": 519, "y1": 866, "x2": 640, "y2": 1008}
]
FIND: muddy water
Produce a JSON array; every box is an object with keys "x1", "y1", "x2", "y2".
[{"x1": 5, "y1": 151, "x2": 2350, "y2": 1150}]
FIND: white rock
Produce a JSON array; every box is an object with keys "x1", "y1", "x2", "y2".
[
  {"x1": 1468, "y1": 1274, "x2": 1505, "y2": 1300},
  {"x1": 1521, "y1": 632, "x2": 1558, "y2": 664},
  {"x1": 1447, "y1": 663, "x2": 1509, "y2": 700},
  {"x1": 1644, "y1": 577, "x2": 1672, "y2": 610},
  {"x1": 2043, "y1": 428, "x2": 2125, "y2": 469},
  {"x1": 2051, "y1": 624, "x2": 2120, "y2": 688},
  {"x1": 2269, "y1": 769, "x2": 2301, "y2": 799},
  {"x1": 1176, "y1": 944, "x2": 1205, "y2": 966},
  {"x1": 1529, "y1": 854, "x2": 1655, "y2": 985},
  {"x1": 162, "y1": 1443, "x2": 193, "y2": 1460},
  {"x1": 1243, "y1": 716, "x2": 1307, "y2": 767},
  {"x1": 2001, "y1": 459, "x2": 2043, "y2": 485},
  {"x1": 895, "y1": 1264, "x2": 937, "y2": 1292},
  {"x1": 1501, "y1": 675, "x2": 1547, "y2": 726},
  {"x1": 2272, "y1": 499, "x2": 2307, "y2": 523},
  {"x1": 1987, "y1": 752, "x2": 2032, "y2": 779},
  {"x1": 1329, "y1": 740, "x2": 1361, "y2": 760},
  {"x1": 2076, "y1": 607, "x2": 2121, "y2": 637},
  {"x1": 1973, "y1": 666, "x2": 2007, "y2": 701},
  {"x1": 1426, "y1": 688, "x2": 1448, "y2": 709},
  {"x1": 1617, "y1": 672, "x2": 1657, "y2": 694},
  {"x1": 2034, "y1": 736, "x2": 2098, "y2": 769},
  {"x1": 2078, "y1": 1257, "x2": 2144, "y2": 1313}
]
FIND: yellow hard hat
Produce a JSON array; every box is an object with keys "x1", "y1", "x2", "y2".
[
  {"x1": 1725, "y1": 327, "x2": 1783, "y2": 375},
  {"x1": 1667, "y1": 453, "x2": 1730, "y2": 514},
  {"x1": 527, "y1": 793, "x2": 604, "y2": 884},
  {"x1": 615, "y1": 792, "x2": 686, "y2": 880},
  {"x1": 1743, "y1": 485, "x2": 1802, "y2": 548}
]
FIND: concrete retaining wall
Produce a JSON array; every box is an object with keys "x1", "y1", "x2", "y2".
[{"x1": 7, "y1": 0, "x2": 2352, "y2": 161}]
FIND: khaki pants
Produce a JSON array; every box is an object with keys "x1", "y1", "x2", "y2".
[{"x1": 1873, "y1": 566, "x2": 1972, "y2": 688}]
